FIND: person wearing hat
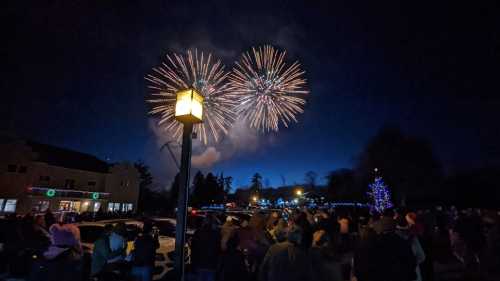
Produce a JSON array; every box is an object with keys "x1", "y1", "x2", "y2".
[
  {"x1": 258, "y1": 225, "x2": 312, "y2": 281},
  {"x1": 396, "y1": 218, "x2": 426, "y2": 281},
  {"x1": 310, "y1": 230, "x2": 342, "y2": 281},
  {"x1": 41, "y1": 223, "x2": 83, "y2": 281},
  {"x1": 221, "y1": 216, "x2": 238, "y2": 252}
]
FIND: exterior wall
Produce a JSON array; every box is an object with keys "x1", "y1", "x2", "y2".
[
  {"x1": 0, "y1": 141, "x2": 36, "y2": 213},
  {"x1": 105, "y1": 163, "x2": 140, "y2": 212},
  {"x1": 0, "y1": 141, "x2": 140, "y2": 214},
  {"x1": 30, "y1": 162, "x2": 107, "y2": 192}
]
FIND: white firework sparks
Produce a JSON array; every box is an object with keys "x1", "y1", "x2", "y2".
[
  {"x1": 228, "y1": 45, "x2": 309, "y2": 132},
  {"x1": 146, "y1": 50, "x2": 236, "y2": 144}
]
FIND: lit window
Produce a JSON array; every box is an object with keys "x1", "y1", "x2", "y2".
[
  {"x1": 59, "y1": 201, "x2": 72, "y2": 211},
  {"x1": 107, "y1": 202, "x2": 121, "y2": 212},
  {"x1": 7, "y1": 165, "x2": 17, "y2": 173},
  {"x1": 93, "y1": 202, "x2": 101, "y2": 212},
  {"x1": 4, "y1": 199, "x2": 17, "y2": 212},
  {"x1": 32, "y1": 200, "x2": 50, "y2": 212}
]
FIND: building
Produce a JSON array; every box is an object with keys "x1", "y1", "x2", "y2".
[{"x1": 0, "y1": 137, "x2": 140, "y2": 215}]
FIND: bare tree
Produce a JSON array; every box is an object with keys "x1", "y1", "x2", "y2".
[{"x1": 305, "y1": 171, "x2": 318, "y2": 188}]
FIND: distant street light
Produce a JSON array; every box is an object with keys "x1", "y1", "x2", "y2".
[
  {"x1": 173, "y1": 88, "x2": 203, "y2": 281},
  {"x1": 252, "y1": 196, "x2": 258, "y2": 202},
  {"x1": 295, "y1": 189, "x2": 303, "y2": 196}
]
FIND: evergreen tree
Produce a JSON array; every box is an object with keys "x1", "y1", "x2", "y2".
[
  {"x1": 205, "y1": 173, "x2": 219, "y2": 204},
  {"x1": 223, "y1": 176, "x2": 233, "y2": 194},
  {"x1": 190, "y1": 171, "x2": 205, "y2": 207},
  {"x1": 250, "y1": 173, "x2": 263, "y2": 196},
  {"x1": 367, "y1": 177, "x2": 393, "y2": 213},
  {"x1": 215, "y1": 173, "x2": 225, "y2": 203}
]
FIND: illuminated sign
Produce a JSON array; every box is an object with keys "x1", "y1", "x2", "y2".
[{"x1": 46, "y1": 189, "x2": 56, "y2": 197}]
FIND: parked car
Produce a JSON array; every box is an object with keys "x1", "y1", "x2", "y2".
[{"x1": 77, "y1": 219, "x2": 176, "y2": 280}]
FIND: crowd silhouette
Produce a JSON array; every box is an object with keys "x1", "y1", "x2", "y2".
[{"x1": 1, "y1": 206, "x2": 500, "y2": 281}]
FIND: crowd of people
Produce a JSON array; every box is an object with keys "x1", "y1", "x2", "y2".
[
  {"x1": 1, "y1": 206, "x2": 500, "y2": 281},
  {"x1": 188, "y1": 206, "x2": 500, "y2": 281},
  {"x1": 0, "y1": 210, "x2": 160, "y2": 281}
]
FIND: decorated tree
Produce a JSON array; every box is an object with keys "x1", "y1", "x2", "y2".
[{"x1": 367, "y1": 177, "x2": 393, "y2": 213}]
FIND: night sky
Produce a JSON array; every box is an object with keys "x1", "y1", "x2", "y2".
[{"x1": 2, "y1": 1, "x2": 499, "y2": 189}]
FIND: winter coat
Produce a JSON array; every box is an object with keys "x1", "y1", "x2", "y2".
[
  {"x1": 397, "y1": 231, "x2": 426, "y2": 281},
  {"x1": 309, "y1": 247, "x2": 342, "y2": 281},
  {"x1": 91, "y1": 234, "x2": 125, "y2": 276},
  {"x1": 217, "y1": 249, "x2": 248, "y2": 281},
  {"x1": 37, "y1": 245, "x2": 83, "y2": 281},
  {"x1": 259, "y1": 242, "x2": 312, "y2": 281},
  {"x1": 354, "y1": 232, "x2": 417, "y2": 281},
  {"x1": 132, "y1": 232, "x2": 159, "y2": 267},
  {"x1": 220, "y1": 222, "x2": 238, "y2": 251},
  {"x1": 191, "y1": 226, "x2": 221, "y2": 270}
]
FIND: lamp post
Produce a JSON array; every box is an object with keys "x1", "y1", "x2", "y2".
[{"x1": 173, "y1": 89, "x2": 203, "y2": 281}]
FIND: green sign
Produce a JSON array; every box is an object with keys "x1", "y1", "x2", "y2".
[
  {"x1": 46, "y1": 189, "x2": 56, "y2": 197},
  {"x1": 92, "y1": 192, "x2": 99, "y2": 200}
]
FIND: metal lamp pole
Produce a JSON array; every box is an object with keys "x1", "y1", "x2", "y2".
[
  {"x1": 172, "y1": 88, "x2": 203, "y2": 281},
  {"x1": 174, "y1": 122, "x2": 193, "y2": 281}
]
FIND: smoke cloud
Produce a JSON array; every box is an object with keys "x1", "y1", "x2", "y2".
[{"x1": 192, "y1": 146, "x2": 221, "y2": 167}]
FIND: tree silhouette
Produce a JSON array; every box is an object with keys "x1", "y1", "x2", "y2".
[
  {"x1": 326, "y1": 168, "x2": 362, "y2": 202},
  {"x1": 305, "y1": 171, "x2": 318, "y2": 189},
  {"x1": 250, "y1": 173, "x2": 263, "y2": 196},
  {"x1": 168, "y1": 173, "x2": 180, "y2": 211},
  {"x1": 223, "y1": 176, "x2": 233, "y2": 194},
  {"x1": 190, "y1": 171, "x2": 205, "y2": 207},
  {"x1": 356, "y1": 126, "x2": 443, "y2": 205},
  {"x1": 134, "y1": 161, "x2": 153, "y2": 213},
  {"x1": 205, "y1": 173, "x2": 220, "y2": 204}
]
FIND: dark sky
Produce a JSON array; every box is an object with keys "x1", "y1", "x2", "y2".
[{"x1": 2, "y1": 1, "x2": 499, "y2": 189}]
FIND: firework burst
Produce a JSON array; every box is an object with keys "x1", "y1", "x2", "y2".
[
  {"x1": 228, "y1": 45, "x2": 309, "y2": 132},
  {"x1": 146, "y1": 50, "x2": 236, "y2": 144}
]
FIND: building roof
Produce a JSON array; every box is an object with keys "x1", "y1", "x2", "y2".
[{"x1": 26, "y1": 141, "x2": 110, "y2": 173}]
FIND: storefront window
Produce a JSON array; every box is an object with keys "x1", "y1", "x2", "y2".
[
  {"x1": 4, "y1": 199, "x2": 17, "y2": 213},
  {"x1": 107, "y1": 202, "x2": 121, "y2": 212},
  {"x1": 32, "y1": 200, "x2": 50, "y2": 212},
  {"x1": 122, "y1": 203, "x2": 133, "y2": 212},
  {"x1": 93, "y1": 202, "x2": 101, "y2": 212},
  {"x1": 59, "y1": 201, "x2": 72, "y2": 211},
  {"x1": 81, "y1": 201, "x2": 91, "y2": 212}
]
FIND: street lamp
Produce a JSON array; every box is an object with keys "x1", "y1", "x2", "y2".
[
  {"x1": 295, "y1": 189, "x2": 303, "y2": 196},
  {"x1": 173, "y1": 88, "x2": 203, "y2": 281},
  {"x1": 252, "y1": 196, "x2": 258, "y2": 202}
]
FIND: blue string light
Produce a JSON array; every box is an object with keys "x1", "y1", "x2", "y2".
[{"x1": 367, "y1": 177, "x2": 393, "y2": 213}]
